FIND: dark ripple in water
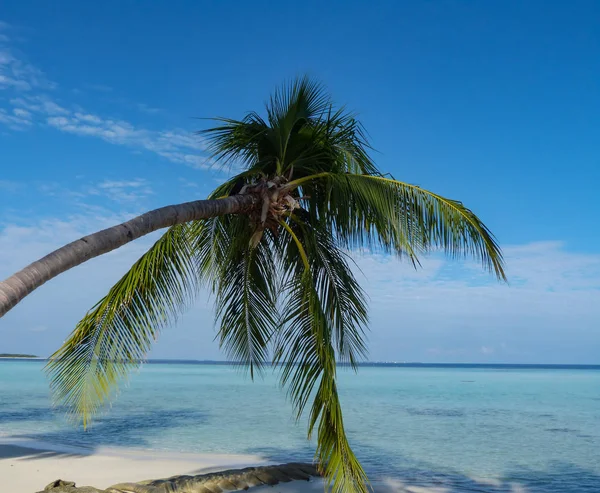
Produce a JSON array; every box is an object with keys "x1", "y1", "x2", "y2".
[
  {"x1": 405, "y1": 407, "x2": 465, "y2": 417},
  {"x1": 545, "y1": 427, "x2": 578, "y2": 433},
  {"x1": 0, "y1": 407, "x2": 54, "y2": 422},
  {"x1": 475, "y1": 408, "x2": 512, "y2": 417},
  {"x1": 9, "y1": 408, "x2": 209, "y2": 449}
]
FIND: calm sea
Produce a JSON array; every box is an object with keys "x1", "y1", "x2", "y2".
[{"x1": 1, "y1": 360, "x2": 599, "y2": 492}]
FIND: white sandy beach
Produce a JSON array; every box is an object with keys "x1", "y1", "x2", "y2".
[
  {"x1": 0, "y1": 439, "x2": 434, "y2": 493},
  {"x1": 0, "y1": 440, "x2": 265, "y2": 492}
]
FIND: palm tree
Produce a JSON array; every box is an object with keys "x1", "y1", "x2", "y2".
[{"x1": 0, "y1": 77, "x2": 505, "y2": 493}]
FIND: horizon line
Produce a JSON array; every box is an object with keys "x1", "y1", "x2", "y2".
[{"x1": 3, "y1": 357, "x2": 599, "y2": 367}]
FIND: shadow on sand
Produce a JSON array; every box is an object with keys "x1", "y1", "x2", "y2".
[{"x1": 0, "y1": 443, "x2": 86, "y2": 461}]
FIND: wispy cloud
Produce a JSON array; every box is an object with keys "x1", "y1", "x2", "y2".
[
  {"x1": 12, "y1": 107, "x2": 30, "y2": 118},
  {"x1": 179, "y1": 177, "x2": 200, "y2": 188},
  {"x1": 137, "y1": 102, "x2": 161, "y2": 114},
  {"x1": 29, "y1": 177, "x2": 154, "y2": 205},
  {"x1": 0, "y1": 22, "x2": 211, "y2": 170},
  {"x1": 0, "y1": 23, "x2": 55, "y2": 92},
  {"x1": 350, "y1": 242, "x2": 600, "y2": 362},
  {"x1": 44, "y1": 112, "x2": 210, "y2": 168},
  {"x1": 8, "y1": 93, "x2": 211, "y2": 169},
  {"x1": 93, "y1": 178, "x2": 154, "y2": 202},
  {"x1": 0, "y1": 107, "x2": 32, "y2": 130},
  {"x1": 73, "y1": 112, "x2": 102, "y2": 124},
  {"x1": 10, "y1": 95, "x2": 68, "y2": 115}
]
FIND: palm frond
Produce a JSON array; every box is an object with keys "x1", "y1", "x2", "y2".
[
  {"x1": 45, "y1": 222, "x2": 201, "y2": 427},
  {"x1": 196, "y1": 215, "x2": 278, "y2": 377},
  {"x1": 214, "y1": 234, "x2": 279, "y2": 378},
  {"x1": 284, "y1": 213, "x2": 368, "y2": 367},
  {"x1": 199, "y1": 77, "x2": 377, "y2": 181},
  {"x1": 287, "y1": 172, "x2": 506, "y2": 280},
  {"x1": 273, "y1": 214, "x2": 370, "y2": 492},
  {"x1": 287, "y1": 106, "x2": 378, "y2": 177},
  {"x1": 199, "y1": 112, "x2": 272, "y2": 171},
  {"x1": 267, "y1": 76, "x2": 330, "y2": 131},
  {"x1": 275, "y1": 266, "x2": 369, "y2": 493}
]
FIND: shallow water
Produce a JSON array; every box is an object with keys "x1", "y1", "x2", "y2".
[{"x1": 1, "y1": 361, "x2": 599, "y2": 492}]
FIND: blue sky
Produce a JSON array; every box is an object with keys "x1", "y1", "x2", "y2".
[{"x1": 0, "y1": 1, "x2": 598, "y2": 363}]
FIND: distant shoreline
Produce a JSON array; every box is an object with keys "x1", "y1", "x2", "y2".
[
  {"x1": 0, "y1": 357, "x2": 44, "y2": 360},
  {"x1": 0, "y1": 354, "x2": 39, "y2": 359},
  {"x1": 1, "y1": 358, "x2": 598, "y2": 369}
]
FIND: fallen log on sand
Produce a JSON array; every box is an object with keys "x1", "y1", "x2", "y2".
[{"x1": 38, "y1": 463, "x2": 320, "y2": 493}]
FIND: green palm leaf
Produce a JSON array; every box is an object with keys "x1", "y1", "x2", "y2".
[
  {"x1": 45, "y1": 223, "x2": 201, "y2": 427},
  {"x1": 212, "y1": 221, "x2": 279, "y2": 377},
  {"x1": 283, "y1": 212, "x2": 368, "y2": 366},
  {"x1": 288, "y1": 172, "x2": 506, "y2": 280},
  {"x1": 275, "y1": 240, "x2": 369, "y2": 493}
]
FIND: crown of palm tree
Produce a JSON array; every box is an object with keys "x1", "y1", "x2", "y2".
[{"x1": 45, "y1": 77, "x2": 505, "y2": 493}]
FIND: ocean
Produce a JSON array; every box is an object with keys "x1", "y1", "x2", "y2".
[{"x1": 1, "y1": 360, "x2": 598, "y2": 492}]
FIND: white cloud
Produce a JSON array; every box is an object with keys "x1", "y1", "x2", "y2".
[
  {"x1": 9, "y1": 97, "x2": 40, "y2": 112},
  {"x1": 12, "y1": 107, "x2": 30, "y2": 118},
  {"x1": 94, "y1": 178, "x2": 154, "y2": 202},
  {"x1": 46, "y1": 116, "x2": 69, "y2": 127},
  {"x1": 10, "y1": 95, "x2": 69, "y2": 115},
  {"x1": 0, "y1": 27, "x2": 210, "y2": 171},
  {"x1": 98, "y1": 179, "x2": 149, "y2": 189},
  {"x1": 0, "y1": 30, "x2": 55, "y2": 92},
  {"x1": 10, "y1": 98, "x2": 212, "y2": 168},
  {"x1": 179, "y1": 178, "x2": 200, "y2": 188},
  {"x1": 0, "y1": 73, "x2": 31, "y2": 90},
  {"x1": 74, "y1": 112, "x2": 102, "y2": 124},
  {"x1": 44, "y1": 112, "x2": 211, "y2": 169},
  {"x1": 28, "y1": 177, "x2": 154, "y2": 205},
  {"x1": 0, "y1": 107, "x2": 32, "y2": 130},
  {"x1": 41, "y1": 100, "x2": 69, "y2": 115},
  {"x1": 353, "y1": 241, "x2": 600, "y2": 298},
  {"x1": 348, "y1": 242, "x2": 600, "y2": 363},
  {"x1": 137, "y1": 102, "x2": 161, "y2": 114}
]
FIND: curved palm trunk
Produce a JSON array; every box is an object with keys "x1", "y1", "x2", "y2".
[{"x1": 0, "y1": 194, "x2": 256, "y2": 318}]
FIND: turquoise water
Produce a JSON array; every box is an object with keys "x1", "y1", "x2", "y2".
[{"x1": 1, "y1": 361, "x2": 599, "y2": 492}]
